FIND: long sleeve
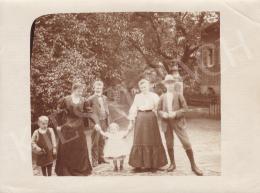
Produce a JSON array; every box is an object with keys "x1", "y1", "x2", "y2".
[
  {"x1": 152, "y1": 93, "x2": 160, "y2": 116},
  {"x1": 85, "y1": 96, "x2": 100, "y2": 126},
  {"x1": 87, "y1": 113, "x2": 100, "y2": 126},
  {"x1": 157, "y1": 95, "x2": 165, "y2": 118},
  {"x1": 98, "y1": 129, "x2": 109, "y2": 138},
  {"x1": 55, "y1": 97, "x2": 68, "y2": 127},
  {"x1": 31, "y1": 130, "x2": 41, "y2": 152},
  {"x1": 48, "y1": 128, "x2": 57, "y2": 148},
  {"x1": 128, "y1": 95, "x2": 138, "y2": 121},
  {"x1": 180, "y1": 94, "x2": 188, "y2": 109},
  {"x1": 176, "y1": 94, "x2": 188, "y2": 118},
  {"x1": 103, "y1": 96, "x2": 112, "y2": 124},
  {"x1": 57, "y1": 97, "x2": 66, "y2": 112}
]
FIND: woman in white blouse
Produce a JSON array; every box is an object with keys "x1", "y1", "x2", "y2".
[{"x1": 125, "y1": 79, "x2": 168, "y2": 172}]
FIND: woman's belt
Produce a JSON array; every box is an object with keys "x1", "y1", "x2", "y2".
[{"x1": 138, "y1": 109, "x2": 153, "y2": 112}]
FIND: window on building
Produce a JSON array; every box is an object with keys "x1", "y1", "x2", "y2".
[{"x1": 203, "y1": 47, "x2": 215, "y2": 68}]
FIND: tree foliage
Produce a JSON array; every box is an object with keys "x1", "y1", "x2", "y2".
[{"x1": 31, "y1": 12, "x2": 219, "y2": 120}]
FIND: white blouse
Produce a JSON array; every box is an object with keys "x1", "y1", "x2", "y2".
[{"x1": 128, "y1": 92, "x2": 160, "y2": 120}]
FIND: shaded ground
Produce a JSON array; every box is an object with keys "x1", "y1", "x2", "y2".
[{"x1": 33, "y1": 104, "x2": 221, "y2": 176}]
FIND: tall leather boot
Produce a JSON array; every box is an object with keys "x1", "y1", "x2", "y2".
[
  {"x1": 167, "y1": 148, "x2": 176, "y2": 172},
  {"x1": 185, "y1": 149, "x2": 203, "y2": 176}
]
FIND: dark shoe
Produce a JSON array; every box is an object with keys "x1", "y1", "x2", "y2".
[
  {"x1": 185, "y1": 149, "x2": 203, "y2": 176},
  {"x1": 150, "y1": 168, "x2": 157, "y2": 173},
  {"x1": 166, "y1": 163, "x2": 176, "y2": 172},
  {"x1": 131, "y1": 168, "x2": 142, "y2": 173},
  {"x1": 119, "y1": 159, "x2": 124, "y2": 171},
  {"x1": 143, "y1": 168, "x2": 150, "y2": 172},
  {"x1": 114, "y1": 166, "x2": 118, "y2": 172},
  {"x1": 92, "y1": 160, "x2": 98, "y2": 167},
  {"x1": 98, "y1": 158, "x2": 109, "y2": 164}
]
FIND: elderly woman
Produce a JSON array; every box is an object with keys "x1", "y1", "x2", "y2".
[
  {"x1": 126, "y1": 79, "x2": 168, "y2": 172},
  {"x1": 55, "y1": 83, "x2": 98, "y2": 176}
]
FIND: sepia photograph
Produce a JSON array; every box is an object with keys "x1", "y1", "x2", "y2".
[{"x1": 30, "y1": 12, "x2": 220, "y2": 176}]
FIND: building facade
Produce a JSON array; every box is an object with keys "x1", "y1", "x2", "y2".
[{"x1": 199, "y1": 21, "x2": 220, "y2": 95}]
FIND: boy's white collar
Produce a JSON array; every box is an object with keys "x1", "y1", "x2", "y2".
[{"x1": 38, "y1": 127, "x2": 48, "y2": 134}]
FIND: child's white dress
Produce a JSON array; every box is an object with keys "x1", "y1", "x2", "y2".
[{"x1": 104, "y1": 131, "x2": 129, "y2": 159}]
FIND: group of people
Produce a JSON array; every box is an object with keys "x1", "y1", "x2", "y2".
[{"x1": 32, "y1": 74, "x2": 203, "y2": 176}]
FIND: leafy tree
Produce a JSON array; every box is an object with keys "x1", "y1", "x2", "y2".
[{"x1": 31, "y1": 12, "x2": 219, "y2": 120}]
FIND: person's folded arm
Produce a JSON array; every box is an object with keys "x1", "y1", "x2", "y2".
[{"x1": 31, "y1": 130, "x2": 41, "y2": 152}]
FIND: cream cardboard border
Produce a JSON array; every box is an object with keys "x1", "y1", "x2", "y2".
[{"x1": 0, "y1": 0, "x2": 260, "y2": 192}]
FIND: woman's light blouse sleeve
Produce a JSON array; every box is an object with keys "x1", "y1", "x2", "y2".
[
  {"x1": 99, "y1": 129, "x2": 109, "y2": 138},
  {"x1": 128, "y1": 94, "x2": 138, "y2": 121},
  {"x1": 153, "y1": 92, "x2": 160, "y2": 114},
  {"x1": 49, "y1": 128, "x2": 57, "y2": 148}
]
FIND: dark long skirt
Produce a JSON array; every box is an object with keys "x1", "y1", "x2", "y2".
[
  {"x1": 129, "y1": 111, "x2": 168, "y2": 169},
  {"x1": 55, "y1": 127, "x2": 92, "y2": 176}
]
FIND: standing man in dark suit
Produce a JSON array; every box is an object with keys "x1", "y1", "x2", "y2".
[
  {"x1": 87, "y1": 80, "x2": 111, "y2": 167},
  {"x1": 158, "y1": 75, "x2": 203, "y2": 176}
]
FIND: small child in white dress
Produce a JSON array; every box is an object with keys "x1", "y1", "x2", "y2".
[{"x1": 97, "y1": 122, "x2": 129, "y2": 171}]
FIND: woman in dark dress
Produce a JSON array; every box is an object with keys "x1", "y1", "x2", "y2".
[
  {"x1": 55, "y1": 83, "x2": 97, "y2": 176},
  {"x1": 126, "y1": 79, "x2": 168, "y2": 172}
]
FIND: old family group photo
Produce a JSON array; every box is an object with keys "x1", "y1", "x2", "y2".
[{"x1": 31, "y1": 12, "x2": 221, "y2": 176}]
